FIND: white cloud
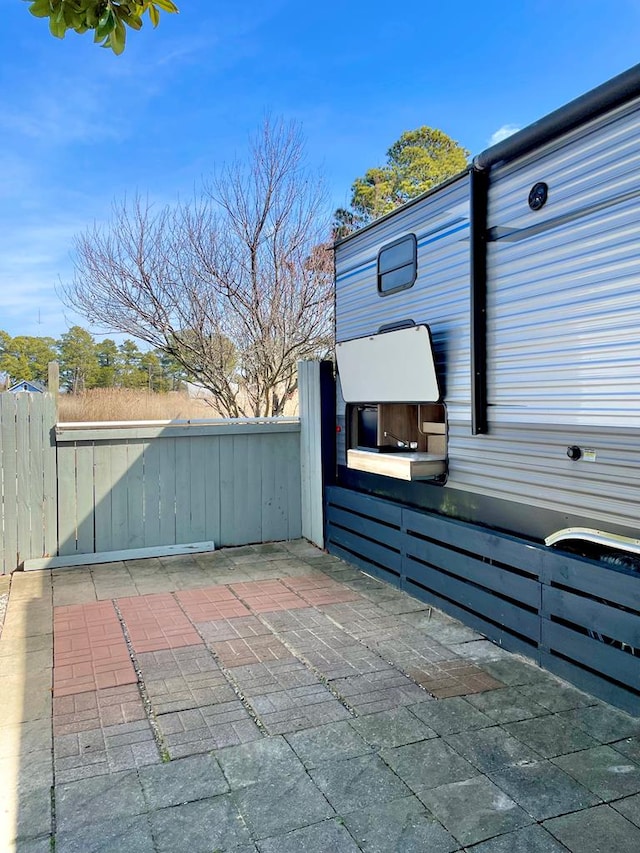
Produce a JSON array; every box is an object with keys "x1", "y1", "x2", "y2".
[{"x1": 488, "y1": 124, "x2": 521, "y2": 146}]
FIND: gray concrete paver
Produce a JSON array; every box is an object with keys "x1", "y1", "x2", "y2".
[
  {"x1": 443, "y1": 726, "x2": 542, "y2": 773},
  {"x1": 464, "y1": 686, "x2": 551, "y2": 724},
  {"x1": 232, "y1": 772, "x2": 335, "y2": 839},
  {"x1": 503, "y1": 713, "x2": 599, "y2": 758},
  {"x1": 488, "y1": 759, "x2": 601, "y2": 820},
  {"x1": 139, "y1": 752, "x2": 229, "y2": 809},
  {"x1": 552, "y1": 744, "x2": 640, "y2": 801},
  {"x1": 309, "y1": 753, "x2": 412, "y2": 813},
  {"x1": 55, "y1": 770, "x2": 147, "y2": 833},
  {"x1": 419, "y1": 775, "x2": 533, "y2": 847},
  {"x1": 409, "y1": 696, "x2": 493, "y2": 735},
  {"x1": 380, "y1": 738, "x2": 477, "y2": 793},
  {"x1": 256, "y1": 818, "x2": 361, "y2": 853},
  {"x1": 54, "y1": 814, "x2": 155, "y2": 853},
  {"x1": 286, "y1": 720, "x2": 372, "y2": 768},
  {"x1": 341, "y1": 796, "x2": 460, "y2": 853},
  {"x1": 149, "y1": 794, "x2": 252, "y2": 853},
  {"x1": 611, "y1": 792, "x2": 640, "y2": 827},
  {"x1": 465, "y1": 824, "x2": 567, "y2": 852},
  {"x1": 543, "y1": 803, "x2": 640, "y2": 853},
  {"x1": 350, "y1": 706, "x2": 437, "y2": 750}
]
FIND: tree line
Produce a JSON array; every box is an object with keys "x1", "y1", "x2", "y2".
[{"x1": 0, "y1": 325, "x2": 186, "y2": 394}]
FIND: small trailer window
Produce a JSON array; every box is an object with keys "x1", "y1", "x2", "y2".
[{"x1": 377, "y1": 234, "x2": 417, "y2": 295}]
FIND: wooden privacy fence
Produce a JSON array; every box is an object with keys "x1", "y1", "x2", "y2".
[
  {"x1": 0, "y1": 393, "x2": 57, "y2": 574},
  {"x1": 0, "y1": 361, "x2": 326, "y2": 573}
]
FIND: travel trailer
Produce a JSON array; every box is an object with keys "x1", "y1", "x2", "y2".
[{"x1": 327, "y1": 64, "x2": 640, "y2": 713}]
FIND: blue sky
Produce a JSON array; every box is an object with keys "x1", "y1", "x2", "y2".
[{"x1": 2, "y1": 0, "x2": 640, "y2": 341}]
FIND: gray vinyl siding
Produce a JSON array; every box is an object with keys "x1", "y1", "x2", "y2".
[
  {"x1": 486, "y1": 96, "x2": 640, "y2": 428},
  {"x1": 335, "y1": 173, "x2": 471, "y2": 415}
]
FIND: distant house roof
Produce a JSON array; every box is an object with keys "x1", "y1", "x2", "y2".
[{"x1": 8, "y1": 379, "x2": 46, "y2": 394}]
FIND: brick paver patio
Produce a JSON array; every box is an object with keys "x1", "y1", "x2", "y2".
[{"x1": 1, "y1": 540, "x2": 639, "y2": 852}]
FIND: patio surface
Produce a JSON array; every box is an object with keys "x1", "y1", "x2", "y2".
[{"x1": 1, "y1": 540, "x2": 640, "y2": 852}]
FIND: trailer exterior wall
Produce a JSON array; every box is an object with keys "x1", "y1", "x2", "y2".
[{"x1": 334, "y1": 95, "x2": 640, "y2": 542}]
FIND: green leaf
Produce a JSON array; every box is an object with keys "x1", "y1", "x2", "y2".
[
  {"x1": 148, "y1": 4, "x2": 159, "y2": 27},
  {"x1": 153, "y1": 0, "x2": 179, "y2": 13},
  {"x1": 28, "y1": 0, "x2": 52, "y2": 20},
  {"x1": 120, "y1": 11, "x2": 144, "y2": 29},
  {"x1": 108, "y1": 16, "x2": 126, "y2": 54},
  {"x1": 48, "y1": 15, "x2": 67, "y2": 38},
  {"x1": 95, "y1": 9, "x2": 116, "y2": 39}
]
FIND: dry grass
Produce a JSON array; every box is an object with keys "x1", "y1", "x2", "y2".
[{"x1": 58, "y1": 389, "x2": 220, "y2": 422}]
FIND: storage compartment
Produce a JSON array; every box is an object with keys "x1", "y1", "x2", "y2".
[
  {"x1": 336, "y1": 325, "x2": 447, "y2": 482},
  {"x1": 347, "y1": 402, "x2": 447, "y2": 481}
]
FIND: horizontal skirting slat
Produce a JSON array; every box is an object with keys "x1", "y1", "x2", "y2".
[
  {"x1": 325, "y1": 485, "x2": 403, "y2": 527},
  {"x1": 543, "y1": 587, "x2": 640, "y2": 649},
  {"x1": 326, "y1": 504, "x2": 404, "y2": 553},
  {"x1": 544, "y1": 551, "x2": 640, "y2": 609},
  {"x1": 403, "y1": 575, "x2": 538, "y2": 658},
  {"x1": 405, "y1": 555, "x2": 540, "y2": 641},
  {"x1": 404, "y1": 507, "x2": 543, "y2": 578},
  {"x1": 542, "y1": 619, "x2": 639, "y2": 694},
  {"x1": 327, "y1": 524, "x2": 402, "y2": 575},
  {"x1": 328, "y1": 542, "x2": 401, "y2": 585},
  {"x1": 540, "y1": 651, "x2": 640, "y2": 716},
  {"x1": 405, "y1": 535, "x2": 540, "y2": 608}
]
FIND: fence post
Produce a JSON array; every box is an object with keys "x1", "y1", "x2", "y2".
[
  {"x1": 47, "y1": 361, "x2": 59, "y2": 416},
  {"x1": 298, "y1": 361, "x2": 322, "y2": 547},
  {"x1": 298, "y1": 360, "x2": 334, "y2": 548}
]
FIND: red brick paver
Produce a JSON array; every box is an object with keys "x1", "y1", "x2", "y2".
[
  {"x1": 117, "y1": 593, "x2": 201, "y2": 653},
  {"x1": 229, "y1": 579, "x2": 308, "y2": 613},
  {"x1": 282, "y1": 575, "x2": 363, "y2": 607},
  {"x1": 53, "y1": 602, "x2": 136, "y2": 696},
  {"x1": 176, "y1": 585, "x2": 250, "y2": 622}
]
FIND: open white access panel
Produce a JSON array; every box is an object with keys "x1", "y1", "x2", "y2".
[
  {"x1": 336, "y1": 325, "x2": 446, "y2": 481},
  {"x1": 336, "y1": 325, "x2": 440, "y2": 403}
]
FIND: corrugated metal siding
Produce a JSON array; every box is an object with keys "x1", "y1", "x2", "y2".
[{"x1": 486, "y1": 96, "x2": 640, "y2": 428}]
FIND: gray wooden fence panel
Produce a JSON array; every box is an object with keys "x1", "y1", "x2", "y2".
[
  {"x1": 55, "y1": 421, "x2": 302, "y2": 556},
  {"x1": 0, "y1": 392, "x2": 58, "y2": 573}
]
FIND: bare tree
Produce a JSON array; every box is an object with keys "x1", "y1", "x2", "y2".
[{"x1": 62, "y1": 120, "x2": 334, "y2": 417}]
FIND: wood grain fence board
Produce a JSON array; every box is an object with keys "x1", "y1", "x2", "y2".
[
  {"x1": 404, "y1": 507, "x2": 543, "y2": 579},
  {"x1": 75, "y1": 444, "x2": 95, "y2": 554},
  {"x1": 0, "y1": 395, "x2": 18, "y2": 573},
  {"x1": 187, "y1": 437, "x2": 207, "y2": 544},
  {"x1": 28, "y1": 394, "x2": 44, "y2": 560},
  {"x1": 203, "y1": 435, "x2": 221, "y2": 546},
  {"x1": 141, "y1": 440, "x2": 161, "y2": 548},
  {"x1": 174, "y1": 436, "x2": 192, "y2": 545},
  {"x1": 42, "y1": 395, "x2": 58, "y2": 559},
  {"x1": 15, "y1": 394, "x2": 31, "y2": 565},
  {"x1": 542, "y1": 619, "x2": 639, "y2": 692},
  {"x1": 125, "y1": 441, "x2": 145, "y2": 551},
  {"x1": 93, "y1": 442, "x2": 113, "y2": 554},
  {"x1": 157, "y1": 437, "x2": 176, "y2": 546},
  {"x1": 56, "y1": 443, "x2": 79, "y2": 557},
  {"x1": 109, "y1": 441, "x2": 130, "y2": 553}
]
